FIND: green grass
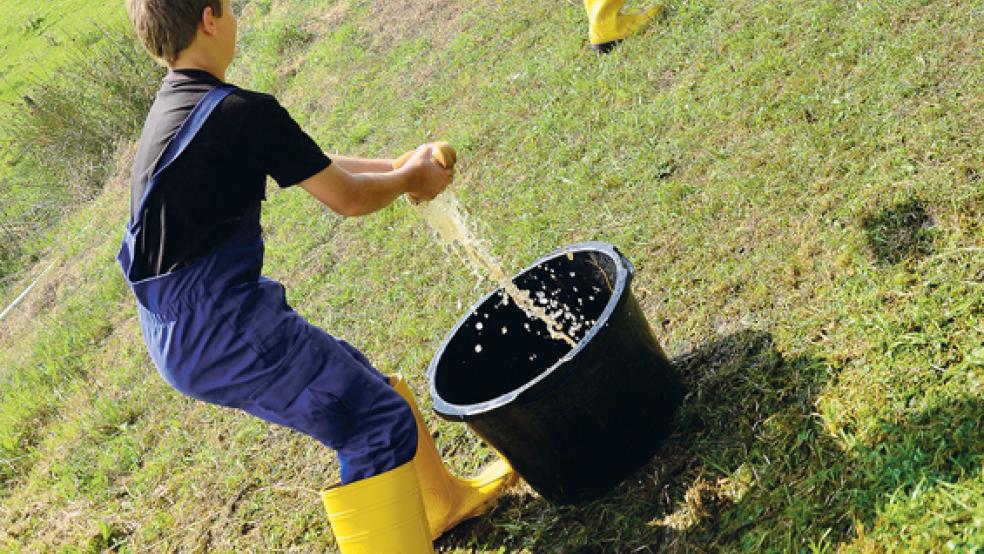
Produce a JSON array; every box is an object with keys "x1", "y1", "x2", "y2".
[
  {"x1": 1, "y1": 0, "x2": 982, "y2": 551},
  {"x1": 0, "y1": 0, "x2": 127, "y2": 174},
  {"x1": 0, "y1": 0, "x2": 124, "y2": 103},
  {"x1": 0, "y1": 0, "x2": 136, "y2": 285}
]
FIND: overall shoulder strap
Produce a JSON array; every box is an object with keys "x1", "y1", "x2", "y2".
[{"x1": 130, "y1": 84, "x2": 237, "y2": 231}]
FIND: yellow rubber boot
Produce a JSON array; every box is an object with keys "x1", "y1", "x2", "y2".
[
  {"x1": 322, "y1": 460, "x2": 434, "y2": 554},
  {"x1": 390, "y1": 375, "x2": 519, "y2": 540},
  {"x1": 584, "y1": 0, "x2": 663, "y2": 53}
]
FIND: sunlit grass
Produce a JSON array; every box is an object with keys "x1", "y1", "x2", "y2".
[{"x1": 1, "y1": 0, "x2": 981, "y2": 551}]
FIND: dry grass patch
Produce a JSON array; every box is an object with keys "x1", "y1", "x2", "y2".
[{"x1": 0, "y1": 142, "x2": 133, "y2": 351}]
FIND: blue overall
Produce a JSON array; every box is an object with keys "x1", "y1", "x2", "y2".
[{"x1": 117, "y1": 85, "x2": 416, "y2": 483}]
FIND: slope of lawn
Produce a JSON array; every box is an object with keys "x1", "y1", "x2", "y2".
[{"x1": 0, "y1": 0, "x2": 981, "y2": 551}]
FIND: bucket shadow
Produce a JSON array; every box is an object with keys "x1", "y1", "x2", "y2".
[
  {"x1": 437, "y1": 329, "x2": 984, "y2": 552},
  {"x1": 861, "y1": 199, "x2": 937, "y2": 265},
  {"x1": 437, "y1": 329, "x2": 829, "y2": 552}
]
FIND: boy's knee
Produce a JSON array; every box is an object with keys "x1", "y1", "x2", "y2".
[
  {"x1": 161, "y1": 371, "x2": 240, "y2": 408},
  {"x1": 337, "y1": 384, "x2": 418, "y2": 483},
  {"x1": 363, "y1": 383, "x2": 418, "y2": 456}
]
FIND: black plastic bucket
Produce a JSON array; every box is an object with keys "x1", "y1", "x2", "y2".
[{"x1": 427, "y1": 242, "x2": 682, "y2": 504}]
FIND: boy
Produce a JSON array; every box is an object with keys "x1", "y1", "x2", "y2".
[{"x1": 121, "y1": 1, "x2": 514, "y2": 551}]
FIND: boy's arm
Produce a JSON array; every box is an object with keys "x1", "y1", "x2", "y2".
[
  {"x1": 299, "y1": 145, "x2": 452, "y2": 217},
  {"x1": 328, "y1": 154, "x2": 395, "y2": 174}
]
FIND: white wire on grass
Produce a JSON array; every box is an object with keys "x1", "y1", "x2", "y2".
[{"x1": 0, "y1": 262, "x2": 55, "y2": 322}]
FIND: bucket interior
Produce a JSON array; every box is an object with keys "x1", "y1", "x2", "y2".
[{"x1": 433, "y1": 249, "x2": 619, "y2": 406}]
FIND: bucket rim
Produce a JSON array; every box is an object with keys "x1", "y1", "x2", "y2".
[{"x1": 427, "y1": 241, "x2": 633, "y2": 421}]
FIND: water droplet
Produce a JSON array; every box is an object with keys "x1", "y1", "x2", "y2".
[
  {"x1": 569, "y1": 272, "x2": 576, "y2": 277},
  {"x1": 588, "y1": 295, "x2": 595, "y2": 301},
  {"x1": 476, "y1": 322, "x2": 484, "y2": 330},
  {"x1": 501, "y1": 326, "x2": 508, "y2": 335},
  {"x1": 475, "y1": 344, "x2": 483, "y2": 353}
]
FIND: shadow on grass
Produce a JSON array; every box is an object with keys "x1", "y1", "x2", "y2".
[
  {"x1": 862, "y1": 199, "x2": 937, "y2": 265},
  {"x1": 437, "y1": 330, "x2": 984, "y2": 552},
  {"x1": 436, "y1": 330, "x2": 828, "y2": 552}
]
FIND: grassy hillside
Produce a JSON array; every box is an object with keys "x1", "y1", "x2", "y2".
[
  {"x1": 0, "y1": 0, "x2": 136, "y2": 284},
  {"x1": 0, "y1": 0, "x2": 124, "y2": 104},
  {"x1": 1, "y1": 0, "x2": 982, "y2": 551}
]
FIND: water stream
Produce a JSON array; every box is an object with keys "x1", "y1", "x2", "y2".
[{"x1": 416, "y1": 193, "x2": 579, "y2": 348}]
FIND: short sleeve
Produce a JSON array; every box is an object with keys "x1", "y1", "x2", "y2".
[{"x1": 243, "y1": 94, "x2": 331, "y2": 187}]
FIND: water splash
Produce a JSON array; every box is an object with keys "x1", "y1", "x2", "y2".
[{"x1": 416, "y1": 193, "x2": 578, "y2": 347}]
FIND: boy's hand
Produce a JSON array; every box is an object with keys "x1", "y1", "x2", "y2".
[
  {"x1": 401, "y1": 143, "x2": 455, "y2": 203},
  {"x1": 300, "y1": 142, "x2": 454, "y2": 216}
]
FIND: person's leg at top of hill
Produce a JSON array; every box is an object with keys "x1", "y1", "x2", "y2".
[
  {"x1": 121, "y1": 1, "x2": 516, "y2": 551},
  {"x1": 584, "y1": 0, "x2": 663, "y2": 53}
]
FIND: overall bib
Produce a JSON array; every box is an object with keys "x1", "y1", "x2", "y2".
[{"x1": 117, "y1": 85, "x2": 416, "y2": 483}]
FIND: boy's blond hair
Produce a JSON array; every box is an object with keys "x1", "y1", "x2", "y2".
[{"x1": 126, "y1": 0, "x2": 224, "y2": 64}]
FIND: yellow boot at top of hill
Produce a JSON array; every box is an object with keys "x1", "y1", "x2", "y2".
[{"x1": 584, "y1": 0, "x2": 664, "y2": 53}]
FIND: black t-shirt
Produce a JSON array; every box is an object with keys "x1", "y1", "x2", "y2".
[{"x1": 130, "y1": 68, "x2": 331, "y2": 277}]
